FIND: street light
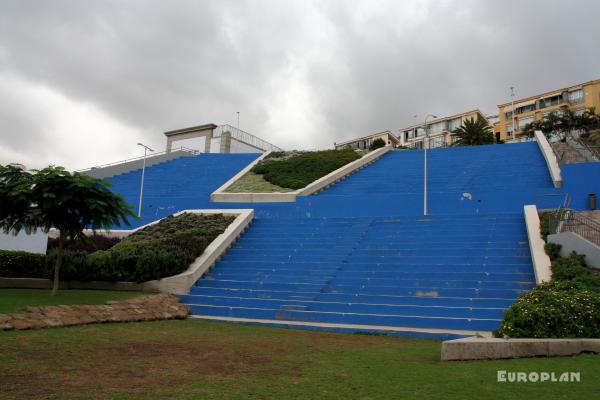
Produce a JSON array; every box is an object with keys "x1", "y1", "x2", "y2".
[
  {"x1": 423, "y1": 114, "x2": 437, "y2": 216},
  {"x1": 137, "y1": 142, "x2": 154, "y2": 218},
  {"x1": 510, "y1": 86, "x2": 516, "y2": 141}
]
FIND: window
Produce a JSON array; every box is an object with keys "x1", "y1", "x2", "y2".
[
  {"x1": 416, "y1": 127, "x2": 425, "y2": 137},
  {"x1": 430, "y1": 121, "x2": 447, "y2": 133},
  {"x1": 413, "y1": 141, "x2": 423, "y2": 149},
  {"x1": 539, "y1": 95, "x2": 563, "y2": 109},
  {"x1": 406, "y1": 130, "x2": 414, "y2": 139},
  {"x1": 506, "y1": 124, "x2": 514, "y2": 136},
  {"x1": 505, "y1": 111, "x2": 513, "y2": 120},
  {"x1": 518, "y1": 116, "x2": 534, "y2": 131},
  {"x1": 515, "y1": 104, "x2": 536, "y2": 114},
  {"x1": 448, "y1": 118, "x2": 462, "y2": 131},
  {"x1": 573, "y1": 108, "x2": 585, "y2": 117},
  {"x1": 567, "y1": 89, "x2": 584, "y2": 104},
  {"x1": 431, "y1": 135, "x2": 446, "y2": 148}
]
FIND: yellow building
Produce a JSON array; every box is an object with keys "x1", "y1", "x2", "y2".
[
  {"x1": 398, "y1": 109, "x2": 487, "y2": 149},
  {"x1": 497, "y1": 78, "x2": 600, "y2": 141}
]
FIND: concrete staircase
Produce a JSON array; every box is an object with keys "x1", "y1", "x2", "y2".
[{"x1": 182, "y1": 214, "x2": 534, "y2": 339}]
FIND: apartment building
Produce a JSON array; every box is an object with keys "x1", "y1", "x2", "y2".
[
  {"x1": 398, "y1": 109, "x2": 487, "y2": 149},
  {"x1": 497, "y1": 78, "x2": 600, "y2": 141},
  {"x1": 335, "y1": 130, "x2": 401, "y2": 150}
]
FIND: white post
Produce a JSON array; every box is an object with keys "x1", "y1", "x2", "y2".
[
  {"x1": 510, "y1": 86, "x2": 516, "y2": 141},
  {"x1": 423, "y1": 114, "x2": 437, "y2": 216},
  {"x1": 137, "y1": 143, "x2": 154, "y2": 218}
]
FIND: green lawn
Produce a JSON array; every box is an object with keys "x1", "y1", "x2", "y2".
[
  {"x1": 1, "y1": 319, "x2": 598, "y2": 399},
  {"x1": 0, "y1": 288, "x2": 145, "y2": 314},
  {"x1": 224, "y1": 171, "x2": 294, "y2": 193}
]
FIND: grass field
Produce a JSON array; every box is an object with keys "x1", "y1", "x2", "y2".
[
  {"x1": 1, "y1": 319, "x2": 598, "y2": 399},
  {"x1": 224, "y1": 171, "x2": 294, "y2": 193},
  {"x1": 0, "y1": 288, "x2": 144, "y2": 314}
]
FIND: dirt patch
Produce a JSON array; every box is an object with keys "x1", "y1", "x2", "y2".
[{"x1": 0, "y1": 322, "x2": 403, "y2": 399}]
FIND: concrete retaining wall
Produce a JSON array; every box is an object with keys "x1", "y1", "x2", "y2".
[
  {"x1": 524, "y1": 205, "x2": 552, "y2": 283},
  {"x1": 0, "y1": 230, "x2": 48, "y2": 254},
  {"x1": 548, "y1": 231, "x2": 600, "y2": 269},
  {"x1": 441, "y1": 336, "x2": 600, "y2": 361},
  {"x1": 535, "y1": 130, "x2": 562, "y2": 188}
]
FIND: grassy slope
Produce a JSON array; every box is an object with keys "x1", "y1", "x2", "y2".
[
  {"x1": 224, "y1": 171, "x2": 294, "y2": 193},
  {"x1": 1, "y1": 319, "x2": 597, "y2": 399},
  {"x1": 0, "y1": 289, "x2": 144, "y2": 314}
]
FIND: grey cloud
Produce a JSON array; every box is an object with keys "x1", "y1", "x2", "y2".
[{"x1": 1, "y1": 0, "x2": 599, "y2": 168}]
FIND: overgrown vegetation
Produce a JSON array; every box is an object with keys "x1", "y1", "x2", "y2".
[
  {"x1": 0, "y1": 213, "x2": 234, "y2": 283},
  {"x1": 252, "y1": 149, "x2": 361, "y2": 189}
]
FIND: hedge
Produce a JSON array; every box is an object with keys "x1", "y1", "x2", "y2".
[
  {"x1": 0, "y1": 213, "x2": 235, "y2": 283},
  {"x1": 0, "y1": 250, "x2": 46, "y2": 278},
  {"x1": 252, "y1": 149, "x2": 361, "y2": 189}
]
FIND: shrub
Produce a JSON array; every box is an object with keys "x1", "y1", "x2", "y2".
[
  {"x1": 252, "y1": 149, "x2": 361, "y2": 189},
  {"x1": 0, "y1": 250, "x2": 46, "y2": 278},
  {"x1": 494, "y1": 281, "x2": 600, "y2": 338},
  {"x1": 1, "y1": 213, "x2": 235, "y2": 283},
  {"x1": 47, "y1": 234, "x2": 121, "y2": 254},
  {"x1": 369, "y1": 138, "x2": 386, "y2": 150},
  {"x1": 551, "y1": 252, "x2": 589, "y2": 281},
  {"x1": 544, "y1": 242, "x2": 562, "y2": 260}
]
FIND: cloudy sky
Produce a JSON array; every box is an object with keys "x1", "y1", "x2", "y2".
[{"x1": 1, "y1": 0, "x2": 599, "y2": 170}]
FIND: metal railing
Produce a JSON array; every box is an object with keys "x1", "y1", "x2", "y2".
[
  {"x1": 213, "y1": 124, "x2": 283, "y2": 152},
  {"x1": 548, "y1": 207, "x2": 600, "y2": 246},
  {"x1": 75, "y1": 146, "x2": 199, "y2": 173}
]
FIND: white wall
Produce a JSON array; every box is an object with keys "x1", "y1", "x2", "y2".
[
  {"x1": 0, "y1": 230, "x2": 48, "y2": 254},
  {"x1": 210, "y1": 137, "x2": 221, "y2": 153},
  {"x1": 229, "y1": 138, "x2": 262, "y2": 153},
  {"x1": 171, "y1": 136, "x2": 206, "y2": 152}
]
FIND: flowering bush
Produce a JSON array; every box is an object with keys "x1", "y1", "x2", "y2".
[{"x1": 494, "y1": 281, "x2": 600, "y2": 338}]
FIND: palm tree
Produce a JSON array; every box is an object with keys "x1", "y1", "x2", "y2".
[{"x1": 451, "y1": 117, "x2": 494, "y2": 146}]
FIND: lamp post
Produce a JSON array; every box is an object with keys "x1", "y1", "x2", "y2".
[
  {"x1": 423, "y1": 114, "x2": 437, "y2": 216},
  {"x1": 510, "y1": 86, "x2": 516, "y2": 141},
  {"x1": 236, "y1": 111, "x2": 240, "y2": 131},
  {"x1": 137, "y1": 142, "x2": 154, "y2": 218}
]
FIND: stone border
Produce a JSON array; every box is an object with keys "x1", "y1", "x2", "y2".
[
  {"x1": 20, "y1": 209, "x2": 254, "y2": 295},
  {"x1": 441, "y1": 336, "x2": 600, "y2": 361},
  {"x1": 535, "y1": 130, "x2": 562, "y2": 188},
  {"x1": 524, "y1": 205, "x2": 552, "y2": 284},
  {"x1": 0, "y1": 294, "x2": 188, "y2": 331},
  {"x1": 210, "y1": 145, "x2": 392, "y2": 203}
]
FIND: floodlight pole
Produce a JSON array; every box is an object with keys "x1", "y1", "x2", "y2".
[
  {"x1": 237, "y1": 111, "x2": 240, "y2": 131},
  {"x1": 137, "y1": 142, "x2": 154, "y2": 217},
  {"x1": 423, "y1": 114, "x2": 437, "y2": 216},
  {"x1": 510, "y1": 86, "x2": 516, "y2": 141}
]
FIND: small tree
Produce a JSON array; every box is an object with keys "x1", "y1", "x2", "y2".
[
  {"x1": 0, "y1": 165, "x2": 135, "y2": 295},
  {"x1": 369, "y1": 138, "x2": 386, "y2": 151},
  {"x1": 451, "y1": 117, "x2": 494, "y2": 146}
]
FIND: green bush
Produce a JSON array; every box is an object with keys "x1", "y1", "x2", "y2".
[
  {"x1": 0, "y1": 250, "x2": 46, "y2": 278},
  {"x1": 494, "y1": 281, "x2": 600, "y2": 338},
  {"x1": 369, "y1": 138, "x2": 386, "y2": 150},
  {"x1": 544, "y1": 242, "x2": 562, "y2": 260},
  {"x1": 252, "y1": 149, "x2": 361, "y2": 189},
  {"x1": 1, "y1": 213, "x2": 234, "y2": 283}
]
